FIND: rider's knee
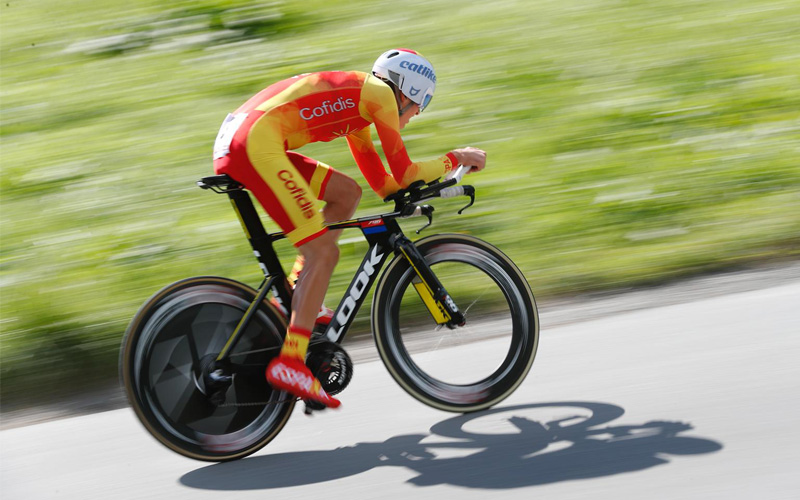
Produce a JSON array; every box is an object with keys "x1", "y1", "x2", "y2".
[{"x1": 342, "y1": 177, "x2": 362, "y2": 209}]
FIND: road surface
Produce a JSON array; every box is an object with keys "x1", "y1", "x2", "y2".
[{"x1": 2, "y1": 276, "x2": 798, "y2": 499}]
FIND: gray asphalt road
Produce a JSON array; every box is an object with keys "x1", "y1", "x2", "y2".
[{"x1": 2, "y1": 279, "x2": 798, "y2": 499}]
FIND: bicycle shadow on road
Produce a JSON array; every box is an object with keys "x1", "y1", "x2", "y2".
[{"x1": 180, "y1": 401, "x2": 722, "y2": 490}]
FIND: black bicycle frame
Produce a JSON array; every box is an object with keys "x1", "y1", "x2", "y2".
[
  {"x1": 211, "y1": 183, "x2": 464, "y2": 363},
  {"x1": 321, "y1": 217, "x2": 398, "y2": 343}
]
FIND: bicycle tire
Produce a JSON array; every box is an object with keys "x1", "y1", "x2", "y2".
[
  {"x1": 120, "y1": 276, "x2": 294, "y2": 462},
  {"x1": 372, "y1": 234, "x2": 539, "y2": 413}
]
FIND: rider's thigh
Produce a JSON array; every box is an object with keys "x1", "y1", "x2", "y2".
[
  {"x1": 285, "y1": 151, "x2": 361, "y2": 205},
  {"x1": 221, "y1": 152, "x2": 327, "y2": 247},
  {"x1": 285, "y1": 151, "x2": 335, "y2": 200}
]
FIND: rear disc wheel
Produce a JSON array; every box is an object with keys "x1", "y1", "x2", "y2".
[{"x1": 120, "y1": 276, "x2": 294, "y2": 461}]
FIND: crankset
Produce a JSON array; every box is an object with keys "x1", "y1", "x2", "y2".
[
  {"x1": 196, "y1": 341, "x2": 353, "y2": 410},
  {"x1": 303, "y1": 340, "x2": 354, "y2": 413},
  {"x1": 306, "y1": 340, "x2": 353, "y2": 395}
]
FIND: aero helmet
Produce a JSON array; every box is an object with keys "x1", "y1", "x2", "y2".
[{"x1": 372, "y1": 48, "x2": 436, "y2": 112}]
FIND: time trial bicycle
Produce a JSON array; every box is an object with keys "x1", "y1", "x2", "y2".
[{"x1": 120, "y1": 166, "x2": 539, "y2": 461}]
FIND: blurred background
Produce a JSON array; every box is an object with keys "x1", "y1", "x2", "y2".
[{"x1": 1, "y1": 0, "x2": 798, "y2": 409}]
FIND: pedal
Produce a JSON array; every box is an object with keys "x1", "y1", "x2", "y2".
[{"x1": 303, "y1": 400, "x2": 327, "y2": 415}]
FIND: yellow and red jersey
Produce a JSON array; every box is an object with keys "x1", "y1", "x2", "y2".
[{"x1": 216, "y1": 71, "x2": 457, "y2": 199}]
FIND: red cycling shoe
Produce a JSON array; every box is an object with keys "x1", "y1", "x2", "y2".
[{"x1": 266, "y1": 356, "x2": 341, "y2": 408}]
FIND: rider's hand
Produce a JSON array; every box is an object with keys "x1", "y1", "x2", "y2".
[{"x1": 450, "y1": 147, "x2": 487, "y2": 173}]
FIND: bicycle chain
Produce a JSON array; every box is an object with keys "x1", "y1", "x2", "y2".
[
  {"x1": 217, "y1": 398, "x2": 295, "y2": 407},
  {"x1": 213, "y1": 337, "x2": 339, "y2": 408}
]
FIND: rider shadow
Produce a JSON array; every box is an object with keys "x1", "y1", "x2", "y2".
[{"x1": 180, "y1": 401, "x2": 723, "y2": 490}]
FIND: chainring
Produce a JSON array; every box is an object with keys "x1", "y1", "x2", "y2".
[
  {"x1": 306, "y1": 340, "x2": 353, "y2": 396},
  {"x1": 209, "y1": 340, "x2": 353, "y2": 408}
]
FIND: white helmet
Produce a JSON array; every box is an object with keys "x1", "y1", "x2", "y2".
[{"x1": 372, "y1": 48, "x2": 436, "y2": 112}]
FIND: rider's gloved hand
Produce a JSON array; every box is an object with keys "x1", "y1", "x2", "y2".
[{"x1": 266, "y1": 326, "x2": 341, "y2": 408}]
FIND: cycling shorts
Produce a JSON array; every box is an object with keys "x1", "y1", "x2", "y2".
[{"x1": 213, "y1": 118, "x2": 333, "y2": 246}]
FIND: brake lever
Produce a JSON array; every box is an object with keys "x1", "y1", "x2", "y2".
[
  {"x1": 416, "y1": 205, "x2": 434, "y2": 234},
  {"x1": 457, "y1": 186, "x2": 475, "y2": 214}
]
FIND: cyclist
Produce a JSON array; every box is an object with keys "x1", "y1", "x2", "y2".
[{"x1": 212, "y1": 48, "x2": 487, "y2": 408}]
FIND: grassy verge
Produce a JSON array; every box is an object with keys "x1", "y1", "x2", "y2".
[{"x1": 1, "y1": 0, "x2": 799, "y2": 408}]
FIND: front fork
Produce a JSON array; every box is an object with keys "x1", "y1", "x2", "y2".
[{"x1": 393, "y1": 235, "x2": 465, "y2": 328}]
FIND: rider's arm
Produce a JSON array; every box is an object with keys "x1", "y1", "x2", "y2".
[
  {"x1": 345, "y1": 127, "x2": 402, "y2": 198},
  {"x1": 354, "y1": 76, "x2": 458, "y2": 196}
]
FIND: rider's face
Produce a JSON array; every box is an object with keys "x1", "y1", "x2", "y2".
[{"x1": 399, "y1": 100, "x2": 420, "y2": 130}]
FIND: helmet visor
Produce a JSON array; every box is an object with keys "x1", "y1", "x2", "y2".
[{"x1": 419, "y1": 88, "x2": 434, "y2": 112}]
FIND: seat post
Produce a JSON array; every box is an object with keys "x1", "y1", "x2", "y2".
[{"x1": 226, "y1": 189, "x2": 286, "y2": 280}]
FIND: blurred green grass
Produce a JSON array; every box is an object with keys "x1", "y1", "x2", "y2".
[{"x1": 1, "y1": 0, "x2": 799, "y2": 408}]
